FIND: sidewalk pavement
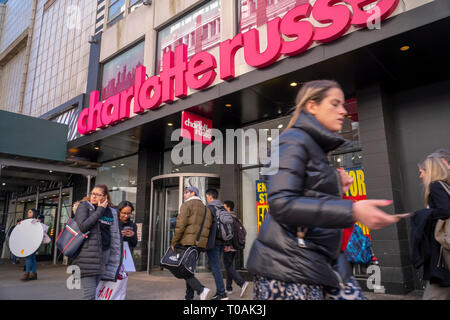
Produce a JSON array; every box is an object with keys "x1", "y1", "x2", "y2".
[{"x1": 0, "y1": 259, "x2": 422, "y2": 300}]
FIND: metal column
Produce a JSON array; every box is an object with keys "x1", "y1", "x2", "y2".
[
  {"x1": 87, "y1": 175, "x2": 92, "y2": 196},
  {"x1": 53, "y1": 184, "x2": 63, "y2": 264}
]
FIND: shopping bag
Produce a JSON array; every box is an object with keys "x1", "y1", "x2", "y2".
[
  {"x1": 96, "y1": 274, "x2": 128, "y2": 300},
  {"x1": 122, "y1": 241, "x2": 136, "y2": 272}
]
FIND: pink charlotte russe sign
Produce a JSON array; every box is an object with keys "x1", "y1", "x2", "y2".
[{"x1": 181, "y1": 111, "x2": 213, "y2": 145}]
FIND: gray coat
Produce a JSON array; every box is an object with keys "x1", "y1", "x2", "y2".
[{"x1": 73, "y1": 201, "x2": 123, "y2": 280}]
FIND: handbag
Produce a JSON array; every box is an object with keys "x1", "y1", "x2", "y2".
[
  {"x1": 344, "y1": 223, "x2": 372, "y2": 264},
  {"x1": 434, "y1": 181, "x2": 450, "y2": 270},
  {"x1": 55, "y1": 218, "x2": 89, "y2": 258},
  {"x1": 434, "y1": 181, "x2": 450, "y2": 250},
  {"x1": 160, "y1": 206, "x2": 207, "y2": 279}
]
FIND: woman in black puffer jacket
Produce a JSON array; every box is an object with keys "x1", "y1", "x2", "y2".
[
  {"x1": 247, "y1": 80, "x2": 402, "y2": 300},
  {"x1": 73, "y1": 184, "x2": 123, "y2": 300}
]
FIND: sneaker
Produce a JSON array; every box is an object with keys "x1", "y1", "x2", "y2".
[
  {"x1": 199, "y1": 287, "x2": 211, "y2": 300},
  {"x1": 226, "y1": 289, "x2": 233, "y2": 295},
  {"x1": 240, "y1": 281, "x2": 250, "y2": 297},
  {"x1": 211, "y1": 293, "x2": 229, "y2": 300}
]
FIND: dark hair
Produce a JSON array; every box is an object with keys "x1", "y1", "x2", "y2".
[
  {"x1": 91, "y1": 184, "x2": 114, "y2": 207},
  {"x1": 117, "y1": 201, "x2": 134, "y2": 213},
  {"x1": 224, "y1": 200, "x2": 234, "y2": 211},
  {"x1": 17, "y1": 218, "x2": 23, "y2": 223},
  {"x1": 28, "y1": 208, "x2": 39, "y2": 219},
  {"x1": 205, "y1": 189, "x2": 219, "y2": 200}
]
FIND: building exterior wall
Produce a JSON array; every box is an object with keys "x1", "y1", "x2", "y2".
[
  {"x1": 0, "y1": 48, "x2": 26, "y2": 112},
  {"x1": 0, "y1": 0, "x2": 33, "y2": 53},
  {"x1": 95, "y1": 0, "x2": 433, "y2": 125},
  {"x1": 22, "y1": 0, "x2": 97, "y2": 117}
]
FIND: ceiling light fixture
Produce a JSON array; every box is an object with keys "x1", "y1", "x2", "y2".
[
  {"x1": 94, "y1": 146, "x2": 100, "y2": 150},
  {"x1": 278, "y1": 124, "x2": 283, "y2": 129},
  {"x1": 400, "y1": 45, "x2": 410, "y2": 51},
  {"x1": 225, "y1": 104, "x2": 232, "y2": 107},
  {"x1": 167, "y1": 123, "x2": 174, "y2": 127},
  {"x1": 290, "y1": 82, "x2": 298, "y2": 87}
]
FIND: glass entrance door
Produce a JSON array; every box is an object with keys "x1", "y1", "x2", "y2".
[{"x1": 148, "y1": 173, "x2": 220, "y2": 273}]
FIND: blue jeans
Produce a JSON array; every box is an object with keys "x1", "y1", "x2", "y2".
[
  {"x1": 25, "y1": 253, "x2": 37, "y2": 273},
  {"x1": 207, "y1": 245, "x2": 225, "y2": 295}
]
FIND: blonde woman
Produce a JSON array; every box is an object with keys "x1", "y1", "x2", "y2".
[
  {"x1": 247, "y1": 80, "x2": 402, "y2": 300},
  {"x1": 412, "y1": 157, "x2": 450, "y2": 300}
]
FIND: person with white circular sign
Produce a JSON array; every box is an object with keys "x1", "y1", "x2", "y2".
[{"x1": 10, "y1": 208, "x2": 48, "y2": 281}]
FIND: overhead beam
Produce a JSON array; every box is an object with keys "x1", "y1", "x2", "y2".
[
  {"x1": 0, "y1": 178, "x2": 44, "y2": 186},
  {"x1": 0, "y1": 157, "x2": 98, "y2": 176},
  {"x1": 1, "y1": 169, "x2": 68, "y2": 183}
]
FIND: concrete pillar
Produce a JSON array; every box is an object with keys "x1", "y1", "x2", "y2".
[{"x1": 357, "y1": 83, "x2": 415, "y2": 294}]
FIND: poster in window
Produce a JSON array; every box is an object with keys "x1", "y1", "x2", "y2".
[{"x1": 256, "y1": 180, "x2": 268, "y2": 233}]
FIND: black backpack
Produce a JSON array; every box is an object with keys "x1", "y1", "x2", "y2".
[{"x1": 231, "y1": 216, "x2": 246, "y2": 250}]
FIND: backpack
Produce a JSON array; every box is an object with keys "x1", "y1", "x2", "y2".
[
  {"x1": 231, "y1": 215, "x2": 246, "y2": 250},
  {"x1": 212, "y1": 205, "x2": 234, "y2": 242},
  {"x1": 344, "y1": 224, "x2": 372, "y2": 264}
]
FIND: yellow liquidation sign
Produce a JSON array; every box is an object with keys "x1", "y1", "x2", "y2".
[
  {"x1": 344, "y1": 168, "x2": 367, "y2": 201},
  {"x1": 343, "y1": 167, "x2": 371, "y2": 238},
  {"x1": 256, "y1": 180, "x2": 269, "y2": 232}
]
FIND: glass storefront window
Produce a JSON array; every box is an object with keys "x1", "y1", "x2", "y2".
[
  {"x1": 96, "y1": 154, "x2": 138, "y2": 213},
  {"x1": 156, "y1": 0, "x2": 221, "y2": 74},
  {"x1": 101, "y1": 41, "x2": 145, "y2": 100},
  {"x1": 330, "y1": 98, "x2": 362, "y2": 168},
  {"x1": 239, "y1": 0, "x2": 308, "y2": 33}
]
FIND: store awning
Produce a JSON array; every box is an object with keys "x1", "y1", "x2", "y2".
[
  {"x1": 0, "y1": 110, "x2": 100, "y2": 194},
  {"x1": 0, "y1": 110, "x2": 68, "y2": 162}
]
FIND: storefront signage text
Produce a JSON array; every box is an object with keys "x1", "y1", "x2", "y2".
[
  {"x1": 77, "y1": 0, "x2": 399, "y2": 135},
  {"x1": 256, "y1": 180, "x2": 269, "y2": 232},
  {"x1": 181, "y1": 111, "x2": 213, "y2": 145}
]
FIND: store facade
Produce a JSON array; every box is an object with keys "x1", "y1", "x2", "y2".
[{"x1": 65, "y1": 0, "x2": 450, "y2": 294}]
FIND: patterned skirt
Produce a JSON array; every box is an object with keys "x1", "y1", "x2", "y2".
[{"x1": 253, "y1": 275, "x2": 367, "y2": 300}]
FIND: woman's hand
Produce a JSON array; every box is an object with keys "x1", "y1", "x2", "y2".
[
  {"x1": 353, "y1": 200, "x2": 402, "y2": 229},
  {"x1": 338, "y1": 168, "x2": 353, "y2": 193},
  {"x1": 99, "y1": 198, "x2": 108, "y2": 208}
]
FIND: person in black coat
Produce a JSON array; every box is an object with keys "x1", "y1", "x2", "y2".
[
  {"x1": 117, "y1": 201, "x2": 138, "y2": 252},
  {"x1": 73, "y1": 184, "x2": 122, "y2": 300},
  {"x1": 247, "y1": 80, "x2": 402, "y2": 300},
  {"x1": 412, "y1": 156, "x2": 450, "y2": 300}
]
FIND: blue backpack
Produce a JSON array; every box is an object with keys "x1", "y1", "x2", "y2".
[{"x1": 344, "y1": 224, "x2": 372, "y2": 264}]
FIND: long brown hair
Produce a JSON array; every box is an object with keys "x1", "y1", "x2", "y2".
[
  {"x1": 285, "y1": 80, "x2": 342, "y2": 131},
  {"x1": 92, "y1": 184, "x2": 114, "y2": 207}
]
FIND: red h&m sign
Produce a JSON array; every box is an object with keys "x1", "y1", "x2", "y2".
[{"x1": 181, "y1": 111, "x2": 213, "y2": 145}]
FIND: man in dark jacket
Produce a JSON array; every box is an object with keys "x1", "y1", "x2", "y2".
[
  {"x1": 205, "y1": 189, "x2": 234, "y2": 300},
  {"x1": 171, "y1": 186, "x2": 213, "y2": 300},
  {"x1": 223, "y1": 200, "x2": 249, "y2": 298}
]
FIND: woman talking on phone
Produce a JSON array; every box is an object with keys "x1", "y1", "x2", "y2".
[
  {"x1": 73, "y1": 184, "x2": 123, "y2": 300},
  {"x1": 247, "y1": 80, "x2": 404, "y2": 300},
  {"x1": 117, "y1": 201, "x2": 138, "y2": 253}
]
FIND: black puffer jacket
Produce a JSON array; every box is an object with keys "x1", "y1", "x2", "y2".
[
  {"x1": 73, "y1": 201, "x2": 123, "y2": 280},
  {"x1": 247, "y1": 111, "x2": 355, "y2": 288}
]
